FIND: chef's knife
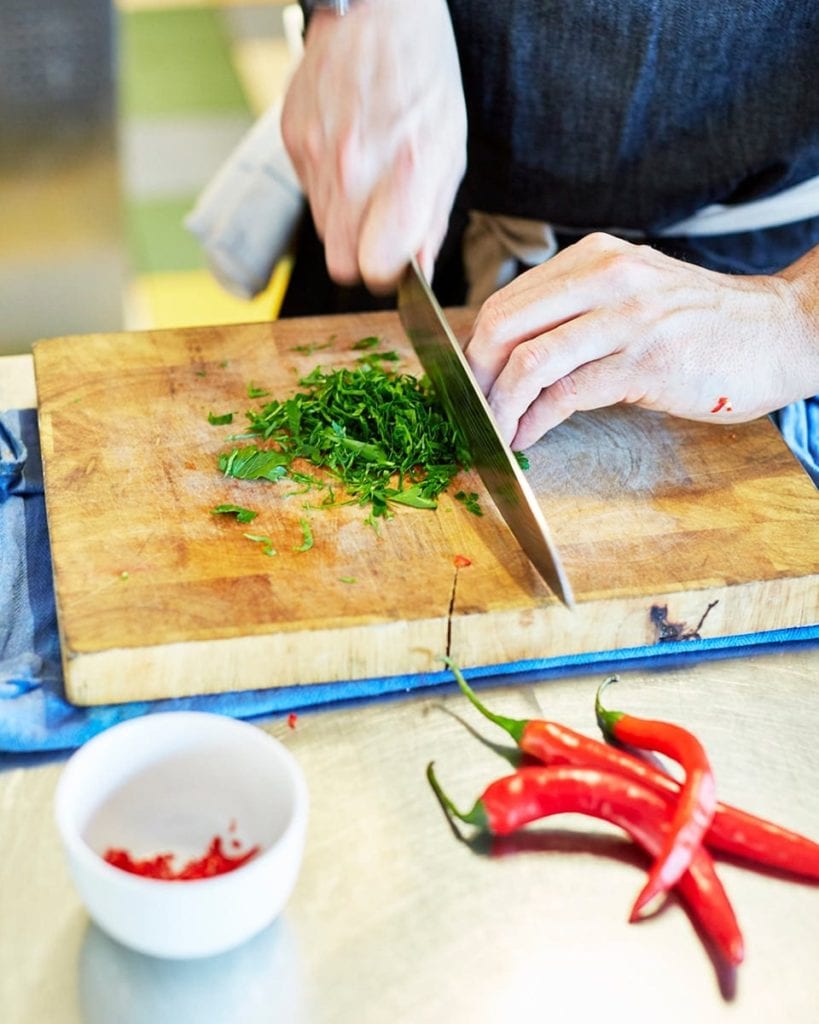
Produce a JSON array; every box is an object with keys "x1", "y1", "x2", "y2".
[{"x1": 398, "y1": 257, "x2": 574, "y2": 608}]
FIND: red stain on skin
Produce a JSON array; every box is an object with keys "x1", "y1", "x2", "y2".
[{"x1": 710, "y1": 396, "x2": 733, "y2": 414}]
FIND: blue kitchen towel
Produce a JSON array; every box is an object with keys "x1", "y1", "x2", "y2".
[
  {"x1": 1, "y1": 407, "x2": 817, "y2": 755},
  {"x1": 773, "y1": 397, "x2": 819, "y2": 486}
]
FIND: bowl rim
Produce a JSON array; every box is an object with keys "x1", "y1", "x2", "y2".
[{"x1": 54, "y1": 711, "x2": 309, "y2": 890}]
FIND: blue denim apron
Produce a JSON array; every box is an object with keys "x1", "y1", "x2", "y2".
[{"x1": 444, "y1": 0, "x2": 819, "y2": 480}]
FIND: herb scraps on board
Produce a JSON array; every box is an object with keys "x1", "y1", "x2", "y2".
[
  {"x1": 429, "y1": 661, "x2": 819, "y2": 987},
  {"x1": 215, "y1": 344, "x2": 477, "y2": 529},
  {"x1": 208, "y1": 411, "x2": 234, "y2": 426},
  {"x1": 211, "y1": 503, "x2": 258, "y2": 524}
]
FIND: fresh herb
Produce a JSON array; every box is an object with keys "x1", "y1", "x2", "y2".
[
  {"x1": 208, "y1": 411, "x2": 234, "y2": 426},
  {"x1": 195, "y1": 370, "x2": 207, "y2": 378},
  {"x1": 351, "y1": 336, "x2": 381, "y2": 350},
  {"x1": 454, "y1": 490, "x2": 483, "y2": 516},
  {"x1": 293, "y1": 518, "x2": 314, "y2": 552},
  {"x1": 211, "y1": 503, "x2": 258, "y2": 524},
  {"x1": 290, "y1": 341, "x2": 333, "y2": 355},
  {"x1": 219, "y1": 447, "x2": 288, "y2": 482},
  {"x1": 339, "y1": 576, "x2": 357, "y2": 584},
  {"x1": 356, "y1": 350, "x2": 400, "y2": 367},
  {"x1": 243, "y1": 533, "x2": 277, "y2": 556},
  {"x1": 219, "y1": 359, "x2": 229, "y2": 368},
  {"x1": 247, "y1": 382, "x2": 271, "y2": 399},
  {"x1": 220, "y1": 362, "x2": 471, "y2": 520},
  {"x1": 514, "y1": 451, "x2": 530, "y2": 470},
  {"x1": 364, "y1": 511, "x2": 383, "y2": 533}
]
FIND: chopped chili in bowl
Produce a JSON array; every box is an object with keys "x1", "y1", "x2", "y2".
[{"x1": 103, "y1": 833, "x2": 259, "y2": 881}]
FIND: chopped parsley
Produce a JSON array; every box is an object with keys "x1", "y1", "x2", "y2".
[
  {"x1": 454, "y1": 490, "x2": 483, "y2": 516},
  {"x1": 293, "y1": 518, "x2": 314, "y2": 552},
  {"x1": 219, "y1": 360, "x2": 472, "y2": 520},
  {"x1": 243, "y1": 533, "x2": 277, "y2": 556},
  {"x1": 351, "y1": 336, "x2": 381, "y2": 350},
  {"x1": 290, "y1": 341, "x2": 333, "y2": 355},
  {"x1": 219, "y1": 447, "x2": 288, "y2": 482},
  {"x1": 211, "y1": 503, "x2": 259, "y2": 524},
  {"x1": 208, "y1": 411, "x2": 234, "y2": 426},
  {"x1": 355, "y1": 350, "x2": 400, "y2": 369}
]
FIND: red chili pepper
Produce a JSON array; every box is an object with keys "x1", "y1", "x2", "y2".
[
  {"x1": 103, "y1": 834, "x2": 259, "y2": 881},
  {"x1": 594, "y1": 677, "x2": 717, "y2": 919},
  {"x1": 427, "y1": 762, "x2": 744, "y2": 966},
  {"x1": 710, "y1": 396, "x2": 733, "y2": 414},
  {"x1": 447, "y1": 662, "x2": 819, "y2": 880},
  {"x1": 453, "y1": 554, "x2": 472, "y2": 568},
  {"x1": 287, "y1": 712, "x2": 299, "y2": 729}
]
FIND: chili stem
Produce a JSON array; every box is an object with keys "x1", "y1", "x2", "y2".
[
  {"x1": 442, "y1": 656, "x2": 525, "y2": 742},
  {"x1": 426, "y1": 762, "x2": 489, "y2": 829}
]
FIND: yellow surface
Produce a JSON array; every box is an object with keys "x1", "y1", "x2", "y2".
[
  {"x1": 127, "y1": 258, "x2": 292, "y2": 329},
  {"x1": 232, "y1": 38, "x2": 293, "y2": 115}
]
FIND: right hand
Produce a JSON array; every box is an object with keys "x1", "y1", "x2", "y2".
[{"x1": 281, "y1": 0, "x2": 467, "y2": 292}]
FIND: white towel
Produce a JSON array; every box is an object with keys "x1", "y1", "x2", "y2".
[{"x1": 185, "y1": 5, "x2": 306, "y2": 300}]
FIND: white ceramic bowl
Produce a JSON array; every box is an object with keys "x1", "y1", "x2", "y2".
[{"x1": 54, "y1": 712, "x2": 308, "y2": 959}]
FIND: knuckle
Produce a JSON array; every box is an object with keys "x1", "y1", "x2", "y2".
[
  {"x1": 508, "y1": 340, "x2": 548, "y2": 379},
  {"x1": 549, "y1": 373, "x2": 579, "y2": 410},
  {"x1": 475, "y1": 294, "x2": 509, "y2": 344},
  {"x1": 578, "y1": 231, "x2": 622, "y2": 256},
  {"x1": 303, "y1": 122, "x2": 324, "y2": 167},
  {"x1": 599, "y1": 249, "x2": 641, "y2": 291},
  {"x1": 335, "y1": 127, "x2": 359, "y2": 195}
]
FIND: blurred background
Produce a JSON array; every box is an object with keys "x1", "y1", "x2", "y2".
[{"x1": 0, "y1": 0, "x2": 295, "y2": 357}]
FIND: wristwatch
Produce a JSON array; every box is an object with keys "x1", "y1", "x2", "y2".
[{"x1": 303, "y1": 0, "x2": 352, "y2": 13}]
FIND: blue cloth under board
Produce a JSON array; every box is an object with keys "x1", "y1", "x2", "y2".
[{"x1": 1, "y1": 407, "x2": 816, "y2": 755}]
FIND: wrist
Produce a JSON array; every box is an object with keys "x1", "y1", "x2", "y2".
[{"x1": 775, "y1": 244, "x2": 819, "y2": 399}]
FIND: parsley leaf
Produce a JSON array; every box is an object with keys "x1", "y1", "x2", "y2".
[
  {"x1": 211, "y1": 503, "x2": 259, "y2": 524},
  {"x1": 293, "y1": 518, "x2": 314, "y2": 552},
  {"x1": 208, "y1": 411, "x2": 234, "y2": 425},
  {"x1": 454, "y1": 491, "x2": 483, "y2": 516},
  {"x1": 243, "y1": 533, "x2": 277, "y2": 556},
  {"x1": 219, "y1": 447, "x2": 289, "y2": 482}
]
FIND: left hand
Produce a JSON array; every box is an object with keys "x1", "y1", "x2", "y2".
[{"x1": 464, "y1": 232, "x2": 819, "y2": 449}]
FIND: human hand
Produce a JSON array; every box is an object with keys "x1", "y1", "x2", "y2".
[
  {"x1": 281, "y1": 0, "x2": 466, "y2": 291},
  {"x1": 465, "y1": 233, "x2": 819, "y2": 448}
]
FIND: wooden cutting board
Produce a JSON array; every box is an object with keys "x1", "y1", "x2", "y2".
[{"x1": 33, "y1": 310, "x2": 818, "y2": 706}]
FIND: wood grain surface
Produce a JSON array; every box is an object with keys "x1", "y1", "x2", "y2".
[{"x1": 33, "y1": 310, "x2": 818, "y2": 705}]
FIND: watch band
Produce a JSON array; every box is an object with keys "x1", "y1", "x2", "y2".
[{"x1": 305, "y1": 0, "x2": 352, "y2": 13}]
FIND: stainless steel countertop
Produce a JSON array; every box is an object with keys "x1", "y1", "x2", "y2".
[{"x1": 3, "y1": 358, "x2": 818, "y2": 1024}]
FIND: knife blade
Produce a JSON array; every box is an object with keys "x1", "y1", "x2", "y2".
[{"x1": 398, "y1": 257, "x2": 574, "y2": 607}]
